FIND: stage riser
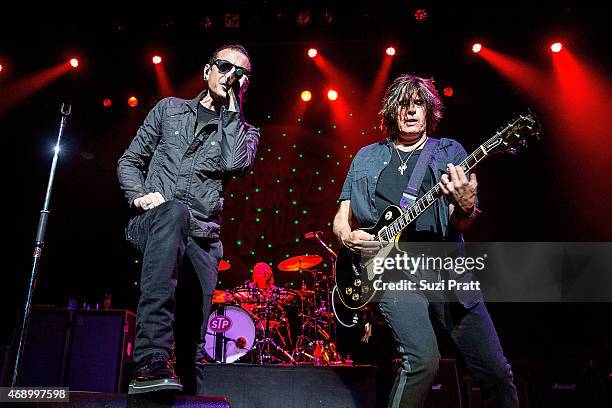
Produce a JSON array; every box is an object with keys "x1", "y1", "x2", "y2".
[{"x1": 197, "y1": 364, "x2": 378, "y2": 408}]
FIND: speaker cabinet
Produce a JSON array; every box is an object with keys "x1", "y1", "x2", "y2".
[{"x1": 19, "y1": 308, "x2": 135, "y2": 392}]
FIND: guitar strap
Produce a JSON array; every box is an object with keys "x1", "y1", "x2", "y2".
[{"x1": 399, "y1": 137, "x2": 439, "y2": 210}]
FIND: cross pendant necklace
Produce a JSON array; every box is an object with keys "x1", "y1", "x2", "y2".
[{"x1": 395, "y1": 136, "x2": 427, "y2": 175}]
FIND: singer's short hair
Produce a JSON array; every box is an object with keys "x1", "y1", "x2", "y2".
[
  {"x1": 379, "y1": 74, "x2": 443, "y2": 138},
  {"x1": 208, "y1": 44, "x2": 252, "y2": 72}
]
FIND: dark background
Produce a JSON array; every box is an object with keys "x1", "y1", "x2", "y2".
[{"x1": 1, "y1": 0, "x2": 610, "y2": 376}]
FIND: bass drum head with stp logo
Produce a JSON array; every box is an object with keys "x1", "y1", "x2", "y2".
[{"x1": 205, "y1": 304, "x2": 256, "y2": 363}]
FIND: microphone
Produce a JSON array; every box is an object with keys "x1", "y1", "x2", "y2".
[
  {"x1": 304, "y1": 231, "x2": 323, "y2": 239},
  {"x1": 235, "y1": 337, "x2": 247, "y2": 349},
  {"x1": 226, "y1": 68, "x2": 244, "y2": 89}
]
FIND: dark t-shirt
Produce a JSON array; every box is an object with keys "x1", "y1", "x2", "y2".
[
  {"x1": 197, "y1": 103, "x2": 218, "y2": 137},
  {"x1": 374, "y1": 148, "x2": 442, "y2": 240}
]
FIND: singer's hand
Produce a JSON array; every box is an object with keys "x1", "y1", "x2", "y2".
[
  {"x1": 134, "y1": 192, "x2": 165, "y2": 211},
  {"x1": 227, "y1": 74, "x2": 249, "y2": 112}
]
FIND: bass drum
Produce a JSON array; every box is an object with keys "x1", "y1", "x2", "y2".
[{"x1": 205, "y1": 304, "x2": 256, "y2": 363}]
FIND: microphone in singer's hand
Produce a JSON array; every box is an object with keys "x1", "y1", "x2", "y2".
[
  {"x1": 304, "y1": 231, "x2": 323, "y2": 239},
  {"x1": 226, "y1": 68, "x2": 244, "y2": 89}
]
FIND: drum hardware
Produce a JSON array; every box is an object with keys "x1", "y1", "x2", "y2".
[
  {"x1": 280, "y1": 252, "x2": 343, "y2": 366},
  {"x1": 252, "y1": 299, "x2": 297, "y2": 365},
  {"x1": 204, "y1": 330, "x2": 248, "y2": 362},
  {"x1": 204, "y1": 241, "x2": 345, "y2": 366},
  {"x1": 204, "y1": 304, "x2": 256, "y2": 364}
]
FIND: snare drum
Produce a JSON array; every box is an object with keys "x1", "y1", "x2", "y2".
[
  {"x1": 230, "y1": 285, "x2": 263, "y2": 305},
  {"x1": 205, "y1": 304, "x2": 256, "y2": 363}
]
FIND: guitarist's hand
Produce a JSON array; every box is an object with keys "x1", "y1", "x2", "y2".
[
  {"x1": 340, "y1": 230, "x2": 380, "y2": 255},
  {"x1": 440, "y1": 164, "x2": 477, "y2": 214}
]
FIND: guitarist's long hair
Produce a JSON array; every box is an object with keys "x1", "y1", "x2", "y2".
[{"x1": 379, "y1": 74, "x2": 444, "y2": 138}]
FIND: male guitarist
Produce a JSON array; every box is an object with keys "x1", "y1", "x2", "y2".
[{"x1": 333, "y1": 74, "x2": 518, "y2": 407}]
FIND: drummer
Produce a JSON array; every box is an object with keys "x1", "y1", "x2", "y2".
[{"x1": 250, "y1": 262, "x2": 278, "y2": 292}]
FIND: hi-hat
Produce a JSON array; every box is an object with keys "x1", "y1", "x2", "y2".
[{"x1": 278, "y1": 255, "x2": 322, "y2": 271}]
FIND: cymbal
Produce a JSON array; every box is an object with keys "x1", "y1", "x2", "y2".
[
  {"x1": 278, "y1": 255, "x2": 323, "y2": 271},
  {"x1": 293, "y1": 289, "x2": 315, "y2": 297},
  {"x1": 218, "y1": 260, "x2": 231, "y2": 271}
]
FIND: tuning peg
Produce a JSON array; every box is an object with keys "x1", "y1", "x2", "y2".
[
  {"x1": 519, "y1": 139, "x2": 528, "y2": 147},
  {"x1": 507, "y1": 147, "x2": 518, "y2": 155}
]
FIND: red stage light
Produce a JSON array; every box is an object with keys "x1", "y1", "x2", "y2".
[
  {"x1": 152, "y1": 55, "x2": 162, "y2": 64},
  {"x1": 327, "y1": 89, "x2": 338, "y2": 101},
  {"x1": 308, "y1": 48, "x2": 318, "y2": 58},
  {"x1": 414, "y1": 9, "x2": 428, "y2": 22},
  {"x1": 301, "y1": 90, "x2": 312, "y2": 102},
  {"x1": 69, "y1": 58, "x2": 79, "y2": 68},
  {"x1": 0, "y1": 64, "x2": 3, "y2": 73},
  {"x1": 472, "y1": 43, "x2": 482, "y2": 53},
  {"x1": 550, "y1": 42, "x2": 563, "y2": 53},
  {"x1": 128, "y1": 96, "x2": 138, "y2": 107},
  {"x1": 443, "y1": 87, "x2": 454, "y2": 97},
  {"x1": 386, "y1": 47, "x2": 396, "y2": 56},
  {"x1": 103, "y1": 98, "x2": 112, "y2": 108}
]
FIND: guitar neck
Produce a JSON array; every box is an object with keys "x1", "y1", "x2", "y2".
[{"x1": 379, "y1": 142, "x2": 491, "y2": 241}]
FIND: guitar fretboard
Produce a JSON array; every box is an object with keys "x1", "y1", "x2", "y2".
[
  {"x1": 375, "y1": 113, "x2": 537, "y2": 242},
  {"x1": 378, "y1": 144, "x2": 489, "y2": 242}
]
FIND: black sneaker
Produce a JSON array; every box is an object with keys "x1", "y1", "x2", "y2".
[{"x1": 128, "y1": 352, "x2": 183, "y2": 394}]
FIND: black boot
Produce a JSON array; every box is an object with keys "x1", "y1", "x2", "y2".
[{"x1": 128, "y1": 352, "x2": 183, "y2": 394}]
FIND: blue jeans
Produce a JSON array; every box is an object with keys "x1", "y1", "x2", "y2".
[
  {"x1": 378, "y1": 276, "x2": 518, "y2": 408},
  {"x1": 126, "y1": 200, "x2": 222, "y2": 362}
]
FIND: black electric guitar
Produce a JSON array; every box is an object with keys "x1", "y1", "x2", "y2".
[{"x1": 334, "y1": 112, "x2": 541, "y2": 310}]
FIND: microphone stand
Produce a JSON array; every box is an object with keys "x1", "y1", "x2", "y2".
[
  {"x1": 11, "y1": 102, "x2": 72, "y2": 387},
  {"x1": 310, "y1": 233, "x2": 347, "y2": 362},
  {"x1": 311, "y1": 232, "x2": 359, "y2": 330}
]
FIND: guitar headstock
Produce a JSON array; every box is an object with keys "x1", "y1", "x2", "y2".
[{"x1": 482, "y1": 110, "x2": 542, "y2": 155}]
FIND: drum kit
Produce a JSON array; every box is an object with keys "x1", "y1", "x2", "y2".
[{"x1": 204, "y1": 252, "x2": 343, "y2": 366}]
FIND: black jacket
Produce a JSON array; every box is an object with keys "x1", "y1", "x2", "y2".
[{"x1": 117, "y1": 91, "x2": 260, "y2": 238}]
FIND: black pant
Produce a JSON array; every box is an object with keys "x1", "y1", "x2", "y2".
[
  {"x1": 126, "y1": 200, "x2": 222, "y2": 363},
  {"x1": 378, "y1": 277, "x2": 518, "y2": 408}
]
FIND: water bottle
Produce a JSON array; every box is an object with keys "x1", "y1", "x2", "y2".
[
  {"x1": 313, "y1": 341, "x2": 323, "y2": 366},
  {"x1": 103, "y1": 293, "x2": 112, "y2": 310}
]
